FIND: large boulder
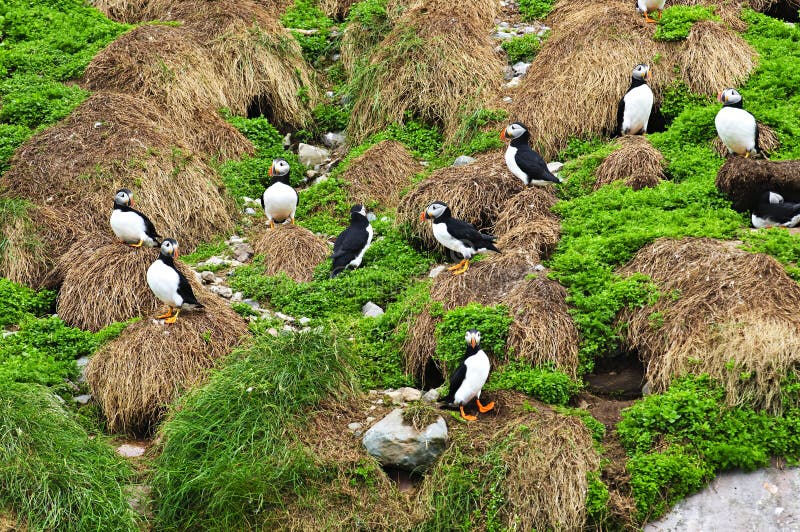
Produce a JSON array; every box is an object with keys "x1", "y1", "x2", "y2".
[{"x1": 362, "y1": 408, "x2": 447, "y2": 471}]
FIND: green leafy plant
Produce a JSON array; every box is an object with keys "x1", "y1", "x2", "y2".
[
  {"x1": 519, "y1": 0, "x2": 555, "y2": 21},
  {"x1": 281, "y1": 0, "x2": 337, "y2": 64},
  {"x1": 501, "y1": 33, "x2": 544, "y2": 63},
  {"x1": 653, "y1": 6, "x2": 719, "y2": 42},
  {"x1": 433, "y1": 303, "x2": 512, "y2": 374},
  {"x1": 0, "y1": 278, "x2": 55, "y2": 327},
  {"x1": 486, "y1": 361, "x2": 579, "y2": 406}
]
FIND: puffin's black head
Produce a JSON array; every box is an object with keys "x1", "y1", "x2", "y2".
[
  {"x1": 501, "y1": 122, "x2": 530, "y2": 143},
  {"x1": 631, "y1": 64, "x2": 651, "y2": 82},
  {"x1": 465, "y1": 329, "x2": 481, "y2": 349},
  {"x1": 718, "y1": 88, "x2": 743, "y2": 107},
  {"x1": 350, "y1": 204, "x2": 367, "y2": 218},
  {"x1": 420, "y1": 201, "x2": 450, "y2": 222},
  {"x1": 160, "y1": 238, "x2": 179, "y2": 259},
  {"x1": 114, "y1": 188, "x2": 133, "y2": 207},
  {"x1": 760, "y1": 191, "x2": 784, "y2": 206},
  {"x1": 269, "y1": 159, "x2": 291, "y2": 182}
]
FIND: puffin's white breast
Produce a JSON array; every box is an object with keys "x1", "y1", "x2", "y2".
[
  {"x1": 147, "y1": 259, "x2": 183, "y2": 308},
  {"x1": 349, "y1": 224, "x2": 374, "y2": 268},
  {"x1": 622, "y1": 84, "x2": 654, "y2": 135},
  {"x1": 432, "y1": 221, "x2": 472, "y2": 257},
  {"x1": 454, "y1": 351, "x2": 491, "y2": 405},
  {"x1": 110, "y1": 210, "x2": 147, "y2": 243},
  {"x1": 504, "y1": 145, "x2": 528, "y2": 184},
  {"x1": 262, "y1": 182, "x2": 297, "y2": 221},
  {"x1": 715, "y1": 107, "x2": 757, "y2": 155},
  {"x1": 638, "y1": 0, "x2": 665, "y2": 11}
]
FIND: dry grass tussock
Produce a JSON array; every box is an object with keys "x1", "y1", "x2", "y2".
[
  {"x1": 493, "y1": 186, "x2": 561, "y2": 261},
  {"x1": 340, "y1": 0, "x2": 406, "y2": 74},
  {"x1": 345, "y1": 141, "x2": 419, "y2": 208},
  {"x1": 252, "y1": 225, "x2": 330, "y2": 282},
  {"x1": 746, "y1": 0, "x2": 800, "y2": 13},
  {"x1": 619, "y1": 237, "x2": 800, "y2": 413},
  {"x1": 397, "y1": 150, "x2": 524, "y2": 249},
  {"x1": 595, "y1": 136, "x2": 665, "y2": 191},
  {"x1": 514, "y1": 0, "x2": 755, "y2": 158},
  {"x1": 418, "y1": 391, "x2": 599, "y2": 531},
  {"x1": 319, "y1": 0, "x2": 359, "y2": 19},
  {"x1": 92, "y1": 0, "x2": 155, "y2": 22},
  {"x1": 347, "y1": 0, "x2": 504, "y2": 144},
  {"x1": 0, "y1": 92, "x2": 236, "y2": 287},
  {"x1": 87, "y1": 291, "x2": 249, "y2": 434},
  {"x1": 502, "y1": 276, "x2": 580, "y2": 377},
  {"x1": 713, "y1": 121, "x2": 780, "y2": 160},
  {"x1": 716, "y1": 156, "x2": 800, "y2": 212}
]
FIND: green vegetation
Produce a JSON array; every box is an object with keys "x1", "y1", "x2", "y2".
[
  {"x1": 554, "y1": 406, "x2": 606, "y2": 444},
  {"x1": 152, "y1": 329, "x2": 357, "y2": 530},
  {"x1": 585, "y1": 471, "x2": 611, "y2": 526},
  {"x1": 179, "y1": 238, "x2": 229, "y2": 265},
  {"x1": 486, "y1": 361, "x2": 579, "y2": 406},
  {"x1": 0, "y1": 277, "x2": 54, "y2": 327},
  {"x1": 739, "y1": 227, "x2": 800, "y2": 280},
  {"x1": 433, "y1": 303, "x2": 512, "y2": 374},
  {"x1": 0, "y1": 383, "x2": 137, "y2": 531},
  {"x1": 519, "y1": 0, "x2": 555, "y2": 22},
  {"x1": 281, "y1": 0, "x2": 337, "y2": 64},
  {"x1": 501, "y1": 33, "x2": 544, "y2": 63},
  {"x1": 347, "y1": 0, "x2": 394, "y2": 34},
  {"x1": 658, "y1": 81, "x2": 711, "y2": 122},
  {"x1": 450, "y1": 108, "x2": 508, "y2": 157},
  {"x1": 618, "y1": 375, "x2": 800, "y2": 520},
  {"x1": 653, "y1": 6, "x2": 719, "y2": 42}
]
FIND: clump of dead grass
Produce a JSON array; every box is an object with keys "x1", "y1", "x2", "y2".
[
  {"x1": 319, "y1": 0, "x2": 358, "y2": 19},
  {"x1": 92, "y1": 0, "x2": 155, "y2": 22},
  {"x1": 502, "y1": 275, "x2": 580, "y2": 377},
  {"x1": 252, "y1": 225, "x2": 330, "y2": 282},
  {"x1": 716, "y1": 156, "x2": 800, "y2": 212},
  {"x1": 87, "y1": 291, "x2": 249, "y2": 434},
  {"x1": 397, "y1": 150, "x2": 524, "y2": 249},
  {"x1": 340, "y1": 0, "x2": 406, "y2": 74},
  {"x1": 618, "y1": 237, "x2": 800, "y2": 414},
  {"x1": 347, "y1": 0, "x2": 504, "y2": 144},
  {"x1": 595, "y1": 136, "x2": 665, "y2": 191},
  {"x1": 345, "y1": 140, "x2": 419, "y2": 208}
]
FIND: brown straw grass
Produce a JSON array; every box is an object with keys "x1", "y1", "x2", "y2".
[
  {"x1": 347, "y1": 0, "x2": 503, "y2": 144},
  {"x1": 87, "y1": 291, "x2": 249, "y2": 435},
  {"x1": 252, "y1": 225, "x2": 330, "y2": 282},
  {"x1": 713, "y1": 121, "x2": 780, "y2": 159},
  {"x1": 595, "y1": 136, "x2": 665, "y2": 191},
  {"x1": 0, "y1": 92, "x2": 236, "y2": 287},
  {"x1": 319, "y1": 0, "x2": 359, "y2": 19},
  {"x1": 678, "y1": 20, "x2": 755, "y2": 96},
  {"x1": 618, "y1": 237, "x2": 800, "y2": 414},
  {"x1": 397, "y1": 150, "x2": 524, "y2": 249},
  {"x1": 340, "y1": 0, "x2": 406, "y2": 75},
  {"x1": 345, "y1": 140, "x2": 420, "y2": 208},
  {"x1": 92, "y1": 0, "x2": 154, "y2": 22},
  {"x1": 502, "y1": 275, "x2": 580, "y2": 377},
  {"x1": 716, "y1": 156, "x2": 800, "y2": 212}
]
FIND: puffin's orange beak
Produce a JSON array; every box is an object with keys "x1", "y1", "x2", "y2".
[
  {"x1": 647, "y1": 70, "x2": 652, "y2": 81},
  {"x1": 717, "y1": 91, "x2": 724, "y2": 102},
  {"x1": 471, "y1": 338, "x2": 476, "y2": 348},
  {"x1": 420, "y1": 211, "x2": 428, "y2": 221},
  {"x1": 174, "y1": 248, "x2": 179, "y2": 259},
  {"x1": 268, "y1": 166, "x2": 273, "y2": 177},
  {"x1": 129, "y1": 199, "x2": 135, "y2": 207},
  {"x1": 500, "y1": 130, "x2": 507, "y2": 141}
]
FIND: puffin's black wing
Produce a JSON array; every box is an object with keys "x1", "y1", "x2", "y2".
[
  {"x1": 616, "y1": 97, "x2": 625, "y2": 136},
  {"x1": 757, "y1": 200, "x2": 800, "y2": 223},
  {"x1": 754, "y1": 122, "x2": 762, "y2": 155},
  {"x1": 443, "y1": 361, "x2": 468, "y2": 404},
  {"x1": 133, "y1": 207, "x2": 161, "y2": 242},
  {"x1": 515, "y1": 146, "x2": 560, "y2": 184},
  {"x1": 176, "y1": 270, "x2": 203, "y2": 307},
  {"x1": 446, "y1": 218, "x2": 500, "y2": 252},
  {"x1": 330, "y1": 225, "x2": 369, "y2": 277}
]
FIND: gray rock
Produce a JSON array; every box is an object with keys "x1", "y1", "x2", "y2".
[
  {"x1": 74, "y1": 394, "x2": 92, "y2": 405},
  {"x1": 503, "y1": 65, "x2": 515, "y2": 81},
  {"x1": 502, "y1": 96, "x2": 513, "y2": 103},
  {"x1": 534, "y1": 264, "x2": 546, "y2": 272},
  {"x1": 384, "y1": 389, "x2": 404, "y2": 404},
  {"x1": 298, "y1": 143, "x2": 330, "y2": 168},
  {"x1": 283, "y1": 133, "x2": 292, "y2": 148},
  {"x1": 204, "y1": 256, "x2": 227, "y2": 266},
  {"x1": 366, "y1": 416, "x2": 376, "y2": 423},
  {"x1": 422, "y1": 388, "x2": 439, "y2": 403},
  {"x1": 299, "y1": 317, "x2": 311, "y2": 326},
  {"x1": 243, "y1": 299, "x2": 260, "y2": 310},
  {"x1": 231, "y1": 291, "x2": 243, "y2": 303},
  {"x1": 76, "y1": 356, "x2": 90, "y2": 383},
  {"x1": 362, "y1": 409, "x2": 448, "y2": 471},
  {"x1": 512, "y1": 61, "x2": 531, "y2": 77},
  {"x1": 232, "y1": 242, "x2": 254, "y2": 263},
  {"x1": 505, "y1": 77, "x2": 522, "y2": 89},
  {"x1": 116, "y1": 444, "x2": 146, "y2": 458},
  {"x1": 200, "y1": 271, "x2": 216, "y2": 283},
  {"x1": 428, "y1": 265, "x2": 447, "y2": 278},
  {"x1": 362, "y1": 301, "x2": 385, "y2": 318},
  {"x1": 453, "y1": 155, "x2": 477, "y2": 167},
  {"x1": 348, "y1": 422, "x2": 363, "y2": 432},
  {"x1": 547, "y1": 161, "x2": 564, "y2": 173},
  {"x1": 210, "y1": 285, "x2": 233, "y2": 299},
  {"x1": 322, "y1": 132, "x2": 346, "y2": 148},
  {"x1": 275, "y1": 312, "x2": 295, "y2": 322},
  {"x1": 332, "y1": 53, "x2": 341, "y2": 61},
  {"x1": 306, "y1": 169, "x2": 318, "y2": 179},
  {"x1": 267, "y1": 328, "x2": 279, "y2": 337},
  {"x1": 398, "y1": 387, "x2": 422, "y2": 402},
  {"x1": 228, "y1": 235, "x2": 244, "y2": 244},
  {"x1": 245, "y1": 207, "x2": 256, "y2": 215}
]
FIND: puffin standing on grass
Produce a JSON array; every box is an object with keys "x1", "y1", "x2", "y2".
[
  {"x1": 751, "y1": 192, "x2": 800, "y2": 228},
  {"x1": 616, "y1": 64, "x2": 654, "y2": 136},
  {"x1": 637, "y1": 0, "x2": 666, "y2": 23},
  {"x1": 146, "y1": 239, "x2": 204, "y2": 324},
  {"x1": 260, "y1": 158, "x2": 298, "y2": 229},
  {"x1": 330, "y1": 204, "x2": 374, "y2": 278},
  {"x1": 443, "y1": 329, "x2": 494, "y2": 421},
  {"x1": 421, "y1": 201, "x2": 499, "y2": 275},
  {"x1": 501, "y1": 122, "x2": 562, "y2": 186},
  {"x1": 715, "y1": 88, "x2": 760, "y2": 158},
  {"x1": 110, "y1": 189, "x2": 161, "y2": 248}
]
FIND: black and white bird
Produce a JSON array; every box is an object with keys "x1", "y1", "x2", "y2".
[
  {"x1": 259, "y1": 159, "x2": 298, "y2": 229},
  {"x1": 110, "y1": 188, "x2": 161, "y2": 248},
  {"x1": 752, "y1": 191, "x2": 800, "y2": 229},
  {"x1": 501, "y1": 122, "x2": 562, "y2": 186},
  {"x1": 330, "y1": 204, "x2": 374, "y2": 278},
  {"x1": 420, "y1": 201, "x2": 499, "y2": 275},
  {"x1": 637, "y1": 0, "x2": 665, "y2": 23},
  {"x1": 715, "y1": 88, "x2": 760, "y2": 158},
  {"x1": 442, "y1": 329, "x2": 494, "y2": 421},
  {"x1": 146, "y1": 239, "x2": 204, "y2": 324},
  {"x1": 616, "y1": 64, "x2": 654, "y2": 136}
]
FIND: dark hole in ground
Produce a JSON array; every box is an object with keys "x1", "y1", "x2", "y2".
[
  {"x1": 247, "y1": 94, "x2": 278, "y2": 124},
  {"x1": 381, "y1": 465, "x2": 424, "y2": 492},
  {"x1": 765, "y1": 2, "x2": 799, "y2": 23},
  {"x1": 584, "y1": 352, "x2": 645, "y2": 399},
  {"x1": 420, "y1": 357, "x2": 445, "y2": 391}
]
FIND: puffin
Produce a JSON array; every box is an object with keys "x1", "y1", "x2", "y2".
[
  {"x1": 715, "y1": 88, "x2": 760, "y2": 158},
  {"x1": 420, "y1": 201, "x2": 499, "y2": 275},
  {"x1": 146, "y1": 238, "x2": 204, "y2": 324},
  {"x1": 110, "y1": 188, "x2": 161, "y2": 248},
  {"x1": 442, "y1": 329, "x2": 494, "y2": 421},
  {"x1": 259, "y1": 159, "x2": 298, "y2": 229},
  {"x1": 752, "y1": 191, "x2": 800, "y2": 229},
  {"x1": 501, "y1": 122, "x2": 562, "y2": 186},
  {"x1": 330, "y1": 204, "x2": 374, "y2": 278},
  {"x1": 637, "y1": 0, "x2": 666, "y2": 23},
  {"x1": 616, "y1": 64, "x2": 653, "y2": 136}
]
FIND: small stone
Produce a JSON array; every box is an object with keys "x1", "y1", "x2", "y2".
[
  {"x1": 505, "y1": 77, "x2": 522, "y2": 89},
  {"x1": 322, "y1": 132, "x2": 346, "y2": 148},
  {"x1": 332, "y1": 53, "x2": 341, "y2": 61},
  {"x1": 398, "y1": 387, "x2": 422, "y2": 402},
  {"x1": 242, "y1": 196, "x2": 254, "y2": 204},
  {"x1": 366, "y1": 212, "x2": 377, "y2": 222},
  {"x1": 229, "y1": 235, "x2": 244, "y2": 244},
  {"x1": 362, "y1": 301, "x2": 385, "y2": 318},
  {"x1": 453, "y1": 155, "x2": 476, "y2": 167},
  {"x1": 384, "y1": 389, "x2": 404, "y2": 404},
  {"x1": 210, "y1": 285, "x2": 233, "y2": 299},
  {"x1": 231, "y1": 291, "x2": 243, "y2": 303},
  {"x1": 76, "y1": 356, "x2": 90, "y2": 383},
  {"x1": 499, "y1": 21, "x2": 509, "y2": 28},
  {"x1": 93, "y1": 121, "x2": 103, "y2": 129},
  {"x1": 534, "y1": 264, "x2": 545, "y2": 271},
  {"x1": 283, "y1": 133, "x2": 292, "y2": 148},
  {"x1": 204, "y1": 256, "x2": 227, "y2": 266},
  {"x1": 268, "y1": 328, "x2": 279, "y2": 337},
  {"x1": 325, "y1": 90, "x2": 335, "y2": 98},
  {"x1": 116, "y1": 444, "x2": 146, "y2": 458},
  {"x1": 74, "y1": 394, "x2": 92, "y2": 405},
  {"x1": 547, "y1": 161, "x2": 564, "y2": 173},
  {"x1": 275, "y1": 312, "x2": 295, "y2": 322},
  {"x1": 297, "y1": 143, "x2": 330, "y2": 167},
  {"x1": 232, "y1": 242, "x2": 254, "y2": 263},
  {"x1": 306, "y1": 169, "x2": 317, "y2": 178},
  {"x1": 428, "y1": 265, "x2": 447, "y2": 278},
  {"x1": 299, "y1": 317, "x2": 311, "y2": 326},
  {"x1": 422, "y1": 388, "x2": 439, "y2": 403},
  {"x1": 282, "y1": 324, "x2": 294, "y2": 333},
  {"x1": 200, "y1": 271, "x2": 216, "y2": 283},
  {"x1": 245, "y1": 207, "x2": 256, "y2": 215},
  {"x1": 503, "y1": 65, "x2": 515, "y2": 81},
  {"x1": 366, "y1": 416, "x2": 376, "y2": 423},
  {"x1": 502, "y1": 96, "x2": 513, "y2": 103},
  {"x1": 348, "y1": 422, "x2": 363, "y2": 432},
  {"x1": 512, "y1": 61, "x2": 531, "y2": 77}
]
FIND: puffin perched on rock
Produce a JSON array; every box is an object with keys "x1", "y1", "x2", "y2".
[
  {"x1": 146, "y1": 238, "x2": 204, "y2": 324},
  {"x1": 715, "y1": 88, "x2": 760, "y2": 158},
  {"x1": 637, "y1": 0, "x2": 666, "y2": 23},
  {"x1": 442, "y1": 329, "x2": 494, "y2": 421},
  {"x1": 260, "y1": 159, "x2": 298, "y2": 229},
  {"x1": 501, "y1": 122, "x2": 562, "y2": 186},
  {"x1": 421, "y1": 201, "x2": 499, "y2": 275},
  {"x1": 330, "y1": 204, "x2": 374, "y2": 278},
  {"x1": 616, "y1": 64, "x2": 653, "y2": 136},
  {"x1": 110, "y1": 188, "x2": 161, "y2": 248},
  {"x1": 752, "y1": 192, "x2": 800, "y2": 228}
]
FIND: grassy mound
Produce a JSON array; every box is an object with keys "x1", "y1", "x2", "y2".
[
  {"x1": 344, "y1": 140, "x2": 419, "y2": 208},
  {"x1": 0, "y1": 383, "x2": 137, "y2": 531},
  {"x1": 595, "y1": 136, "x2": 665, "y2": 191},
  {"x1": 252, "y1": 225, "x2": 331, "y2": 283}
]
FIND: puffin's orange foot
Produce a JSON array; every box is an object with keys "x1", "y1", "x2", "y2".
[
  {"x1": 269, "y1": 219, "x2": 276, "y2": 229},
  {"x1": 460, "y1": 406, "x2": 477, "y2": 422},
  {"x1": 156, "y1": 307, "x2": 174, "y2": 319},
  {"x1": 290, "y1": 217, "x2": 296, "y2": 225},
  {"x1": 164, "y1": 309, "x2": 181, "y2": 324},
  {"x1": 644, "y1": 13, "x2": 657, "y2": 23},
  {"x1": 477, "y1": 399, "x2": 495, "y2": 413},
  {"x1": 447, "y1": 259, "x2": 467, "y2": 271},
  {"x1": 129, "y1": 240, "x2": 144, "y2": 248},
  {"x1": 452, "y1": 261, "x2": 470, "y2": 275}
]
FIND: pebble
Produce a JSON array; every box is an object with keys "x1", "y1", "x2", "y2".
[
  {"x1": 512, "y1": 61, "x2": 531, "y2": 77},
  {"x1": 503, "y1": 65, "x2": 515, "y2": 81},
  {"x1": 422, "y1": 388, "x2": 439, "y2": 403},
  {"x1": 275, "y1": 312, "x2": 295, "y2": 322},
  {"x1": 232, "y1": 242, "x2": 254, "y2": 263},
  {"x1": 201, "y1": 271, "x2": 216, "y2": 283},
  {"x1": 228, "y1": 235, "x2": 244, "y2": 244},
  {"x1": 502, "y1": 96, "x2": 513, "y2": 103},
  {"x1": 116, "y1": 444, "x2": 146, "y2": 458},
  {"x1": 231, "y1": 292, "x2": 243, "y2": 303},
  {"x1": 210, "y1": 285, "x2": 233, "y2": 299},
  {"x1": 348, "y1": 422, "x2": 363, "y2": 432},
  {"x1": 322, "y1": 132, "x2": 346, "y2": 148},
  {"x1": 362, "y1": 301, "x2": 385, "y2": 318},
  {"x1": 74, "y1": 394, "x2": 92, "y2": 405},
  {"x1": 245, "y1": 208, "x2": 256, "y2": 215},
  {"x1": 268, "y1": 328, "x2": 279, "y2": 337},
  {"x1": 299, "y1": 317, "x2": 311, "y2": 326},
  {"x1": 453, "y1": 155, "x2": 476, "y2": 167},
  {"x1": 534, "y1": 264, "x2": 546, "y2": 271},
  {"x1": 505, "y1": 77, "x2": 522, "y2": 89},
  {"x1": 366, "y1": 416, "x2": 376, "y2": 423}
]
